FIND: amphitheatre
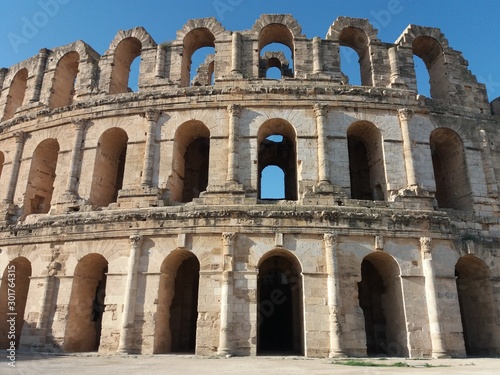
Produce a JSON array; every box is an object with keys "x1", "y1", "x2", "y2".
[{"x1": 0, "y1": 14, "x2": 499, "y2": 360}]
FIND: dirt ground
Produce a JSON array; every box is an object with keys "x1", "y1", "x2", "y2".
[{"x1": 1, "y1": 354, "x2": 500, "y2": 375}]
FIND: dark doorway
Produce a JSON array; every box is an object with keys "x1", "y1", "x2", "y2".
[
  {"x1": 257, "y1": 255, "x2": 302, "y2": 355},
  {"x1": 169, "y1": 256, "x2": 200, "y2": 353}
]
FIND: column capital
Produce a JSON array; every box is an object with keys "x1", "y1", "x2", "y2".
[
  {"x1": 324, "y1": 232, "x2": 338, "y2": 247},
  {"x1": 314, "y1": 103, "x2": 328, "y2": 118},
  {"x1": 222, "y1": 232, "x2": 236, "y2": 246},
  {"x1": 144, "y1": 109, "x2": 161, "y2": 122},
  {"x1": 129, "y1": 235, "x2": 143, "y2": 247},
  {"x1": 71, "y1": 118, "x2": 89, "y2": 130},
  {"x1": 420, "y1": 236, "x2": 432, "y2": 254},
  {"x1": 398, "y1": 108, "x2": 414, "y2": 121},
  {"x1": 14, "y1": 131, "x2": 29, "y2": 144},
  {"x1": 227, "y1": 104, "x2": 242, "y2": 117}
]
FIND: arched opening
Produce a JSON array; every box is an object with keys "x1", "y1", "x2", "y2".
[
  {"x1": 64, "y1": 253, "x2": 108, "y2": 352},
  {"x1": 257, "y1": 252, "x2": 303, "y2": 355},
  {"x1": 412, "y1": 36, "x2": 448, "y2": 99},
  {"x1": 430, "y1": 128, "x2": 471, "y2": 210},
  {"x1": 0, "y1": 257, "x2": 31, "y2": 349},
  {"x1": 90, "y1": 128, "x2": 128, "y2": 207},
  {"x1": 2, "y1": 68, "x2": 28, "y2": 121},
  {"x1": 191, "y1": 49, "x2": 215, "y2": 86},
  {"x1": 258, "y1": 120, "x2": 297, "y2": 201},
  {"x1": 347, "y1": 122, "x2": 386, "y2": 200},
  {"x1": 456, "y1": 255, "x2": 499, "y2": 356},
  {"x1": 181, "y1": 28, "x2": 216, "y2": 87},
  {"x1": 358, "y1": 252, "x2": 408, "y2": 357},
  {"x1": 154, "y1": 250, "x2": 200, "y2": 354},
  {"x1": 23, "y1": 139, "x2": 60, "y2": 218},
  {"x1": 109, "y1": 37, "x2": 142, "y2": 94},
  {"x1": 258, "y1": 24, "x2": 294, "y2": 78},
  {"x1": 170, "y1": 121, "x2": 210, "y2": 203},
  {"x1": 260, "y1": 165, "x2": 285, "y2": 199},
  {"x1": 338, "y1": 27, "x2": 371, "y2": 86},
  {"x1": 49, "y1": 51, "x2": 79, "y2": 108},
  {"x1": 413, "y1": 54, "x2": 431, "y2": 97}
]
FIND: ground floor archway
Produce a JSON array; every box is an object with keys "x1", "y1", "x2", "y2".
[
  {"x1": 456, "y1": 255, "x2": 499, "y2": 356},
  {"x1": 64, "y1": 254, "x2": 108, "y2": 352},
  {"x1": 358, "y1": 252, "x2": 408, "y2": 357},
  {"x1": 257, "y1": 252, "x2": 303, "y2": 355},
  {"x1": 0, "y1": 257, "x2": 31, "y2": 349},
  {"x1": 154, "y1": 250, "x2": 200, "y2": 354}
]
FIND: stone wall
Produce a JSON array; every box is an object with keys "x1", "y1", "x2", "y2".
[{"x1": 0, "y1": 14, "x2": 499, "y2": 359}]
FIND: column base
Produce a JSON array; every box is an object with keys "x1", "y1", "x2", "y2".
[
  {"x1": 117, "y1": 187, "x2": 166, "y2": 208},
  {"x1": 329, "y1": 350, "x2": 347, "y2": 358},
  {"x1": 432, "y1": 351, "x2": 451, "y2": 359}
]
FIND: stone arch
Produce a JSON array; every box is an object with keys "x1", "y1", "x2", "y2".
[
  {"x1": 23, "y1": 138, "x2": 60, "y2": 218},
  {"x1": 2, "y1": 68, "x2": 28, "y2": 121},
  {"x1": 154, "y1": 249, "x2": 200, "y2": 354},
  {"x1": 358, "y1": 251, "x2": 408, "y2": 357},
  {"x1": 455, "y1": 255, "x2": 499, "y2": 356},
  {"x1": 175, "y1": 18, "x2": 226, "y2": 87},
  {"x1": 191, "y1": 54, "x2": 215, "y2": 86},
  {"x1": 0, "y1": 257, "x2": 31, "y2": 349},
  {"x1": 64, "y1": 253, "x2": 108, "y2": 352},
  {"x1": 108, "y1": 37, "x2": 142, "y2": 94},
  {"x1": 257, "y1": 119, "x2": 297, "y2": 200},
  {"x1": 89, "y1": 127, "x2": 128, "y2": 207},
  {"x1": 257, "y1": 249, "x2": 303, "y2": 355},
  {"x1": 49, "y1": 51, "x2": 80, "y2": 109},
  {"x1": 396, "y1": 25, "x2": 450, "y2": 99},
  {"x1": 430, "y1": 128, "x2": 471, "y2": 210},
  {"x1": 170, "y1": 120, "x2": 210, "y2": 203},
  {"x1": 260, "y1": 51, "x2": 292, "y2": 79},
  {"x1": 327, "y1": 17, "x2": 380, "y2": 86},
  {"x1": 347, "y1": 121, "x2": 386, "y2": 200}
]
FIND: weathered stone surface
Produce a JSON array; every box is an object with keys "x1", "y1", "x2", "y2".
[{"x1": 0, "y1": 15, "x2": 499, "y2": 359}]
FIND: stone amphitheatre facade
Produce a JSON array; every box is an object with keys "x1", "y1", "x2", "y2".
[{"x1": 0, "y1": 14, "x2": 499, "y2": 358}]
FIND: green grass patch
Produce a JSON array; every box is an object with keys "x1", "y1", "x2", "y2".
[{"x1": 332, "y1": 359, "x2": 410, "y2": 367}]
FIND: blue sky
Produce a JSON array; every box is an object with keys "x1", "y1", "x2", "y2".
[{"x1": 1, "y1": 1, "x2": 499, "y2": 199}]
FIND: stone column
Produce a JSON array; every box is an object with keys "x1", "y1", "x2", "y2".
[
  {"x1": 388, "y1": 47, "x2": 406, "y2": 88},
  {"x1": 314, "y1": 103, "x2": 330, "y2": 184},
  {"x1": 0, "y1": 68, "x2": 7, "y2": 90},
  {"x1": 141, "y1": 109, "x2": 161, "y2": 187},
  {"x1": 231, "y1": 32, "x2": 241, "y2": 75},
  {"x1": 64, "y1": 119, "x2": 88, "y2": 198},
  {"x1": 226, "y1": 105, "x2": 241, "y2": 184},
  {"x1": 479, "y1": 129, "x2": 498, "y2": 198},
  {"x1": 155, "y1": 45, "x2": 166, "y2": 78},
  {"x1": 117, "y1": 235, "x2": 143, "y2": 353},
  {"x1": 420, "y1": 237, "x2": 448, "y2": 358},
  {"x1": 4, "y1": 131, "x2": 28, "y2": 204},
  {"x1": 313, "y1": 37, "x2": 323, "y2": 74},
  {"x1": 398, "y1": 108, "x2": 417, "y2": 187},
  {"x1": 218, "y1": 232, "x2": 236, "y2": 356},
  {"x1": 36, "y1": 261, "x2": 60, "y2": 331},
  {"x1": 30, "y1": 48, "x2": 50, "y2": 103},
  {"x1": 324, "y1": 233, "x2": 344, "y2": 357}
]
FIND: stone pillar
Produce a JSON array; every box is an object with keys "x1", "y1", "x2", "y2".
[
  {"x1": 314, "y1": 103, "x2": 330, "y2": 184},
  {"x1": 64, "y1": 119, "x2": 88, "y2": 199},
  {"x1": 226, "y1": 105, "x2": 241, "y2": 184},
  {"x1": 141, "y1": 109, "x2": 161, "y2": 187},
  {"x1": 398, "y1": 108, "x2": 417, "y2": 187},
  {"x1": 479, "y1": 129, "x2": 498, "y2": 198},
  {"x1": 231, "y1": 32, "x2": 241, "y2": 75},
  {"x1": 218, "y1": 232, "x2": 236, "y2": 356},
  {"x1": 324, "y1": 233, "x2": 344, "y2": 357},
  {"x1": 388, "y1": 47, "x2": 406, "y2": 88},
  {"x1": 30, "y1": 48, "x2": 50, "y2": 103},
  {"x1": 4, "y1": 131, "x2": 28, "y2": 204},
  {"x1": 36, "y1": 261, "x2": 60, "y2": 331},
  {"x1": 420, "y1": 237, "x2": 448, "y2": 358},
  {"x1": 313, "y1": 37, "x2": 323, "y2": 74},
  {"x1": 117, "y1": 235, "x2": 143, "y2": 353},
  {"x1": 155, "y1": 45, "x2": 166, "y2": 78}
]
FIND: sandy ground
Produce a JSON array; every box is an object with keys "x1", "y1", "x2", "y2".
[{"x1": 1, "y1": 354, "x2": 499, "y2": 375}]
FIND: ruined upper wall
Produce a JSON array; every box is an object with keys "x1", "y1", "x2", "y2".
[{"x1": 0, "y1": 14, "x2": 492, "y2": 125}]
